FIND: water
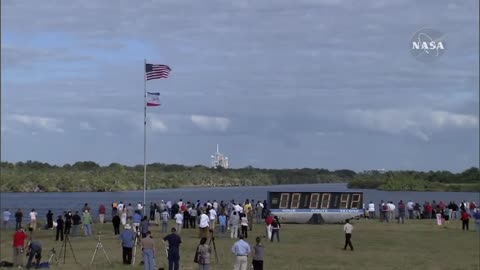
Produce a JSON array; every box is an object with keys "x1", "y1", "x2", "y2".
[{"x1": 1, "y1": 183, "x2": 478, "y2": 221}]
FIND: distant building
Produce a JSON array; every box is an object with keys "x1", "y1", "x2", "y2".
[{"x1": 211, "y1": 144, "x2": 229, "y2": 169}]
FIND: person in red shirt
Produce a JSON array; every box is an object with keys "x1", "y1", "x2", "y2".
[
  {"x1": 98, "y1": 204, "x2": 106, "y2": 224},
  {"x1": 265, "y1": 213, "x2": 273, "y2": 240},
  {"x1": 13, "y1": 228, "x2": 28, "y2": 267},
  {"x1": 469, "y1": 202, "x2": 477, "y2": 215},
  {"x1": 461, "y1": 211, "x2": 471, "y2": 230}
]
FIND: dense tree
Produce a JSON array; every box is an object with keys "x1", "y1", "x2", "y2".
[{"x1": 0, "y1": 161, "x2": 478, "y2": 192}]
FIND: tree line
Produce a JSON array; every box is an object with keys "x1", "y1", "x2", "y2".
[{"x1": 0, "y1": 161, "x2": 478, "y2": 192}]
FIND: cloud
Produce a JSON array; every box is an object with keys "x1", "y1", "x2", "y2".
[
  {"x1": 149, "y1": 117, "x2": 168, "y2": 133},
  {"x1": 191, "y1": 115, "x2": 230, "y2": 132},
  {"x1": 9, "y1": 114, "x2": 64, "y2": 133},
  {"x1": 430, "y1": 111, "x2": 478, "y2": 129},
  {"x1": 79, "y1": 121, "x2": 95, "y2": 131},
  {"x1": 346, "y1": 109, "x2": 478, "y2": 141}
]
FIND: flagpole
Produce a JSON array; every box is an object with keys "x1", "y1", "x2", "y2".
[{"x1": 143, "y1": 59, "x2": 147, "y2": 216}]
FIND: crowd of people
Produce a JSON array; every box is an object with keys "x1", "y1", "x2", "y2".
[
  {"x1": 3, "y1": 197, "x2": 479, "y2": 269},
  {"x1": 3, "y1": 198, "x2": 275, "y2": 270},
  {"x1": 365, "y1": 200, "x2": 480, "y2": 230}
]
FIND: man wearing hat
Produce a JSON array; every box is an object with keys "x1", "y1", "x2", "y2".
[{"x1": 120, "y1": 224, "x2": 135, "y2": 265}]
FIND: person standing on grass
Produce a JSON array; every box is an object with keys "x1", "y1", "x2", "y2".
[
  {"x1": 120, "y1": 224, "x2": 134, "y2": 265},
  {"x1": 174, "y1": 211, "x2": 183, "y2": 234},
  {"x1": 140, "y1": 216, "x2": 150, "y2": 238},
  {"x1": 141, "y1": 231, "x2": 156, "y2": 270},
  {"x1": 247, "y1": 207, "x2": 254, "y2": 231},
  {"x1": 161, "y1": 209, "x2": 170, "y2": 233},
  {"x1": 196, "y1": 237, "x2": 211, "y2": 270},
  {"x1": 29, "y1": 209, "x2": 38, "y2": 231},
  {"x1": 231, "y1": 234, "x2": 251, "y2": 270},
  {"x1": 72, "y1": 211, "x2": 81, "y2": 237},
  {"x1": 252, "y1": 236, "x2": 264, "y2": 270},
  {"x1": 3, "y1": 208, "x2": 11, "y2": 229},
  {"x1": 98, "y1": 204, "x2": 106, "y2": 224},
  {"x1": 461, "y1": 210, "x2": 471, "y2": 231},
  {"x1": 230, "y1": 211, "x2": 240, "y2": 239},
  {"x1": 407, "y1": 200, "x2": 414, "y2": 219},
  {"x1": 270, "y1": 216, "x2": 281, "y2": 242},
  {"x1": 46, "y1": 210, "x2": 53, "y2": 229},
  {"x1": 163, "y1": 227, "x2": 182, "y2": 270},
  {"x1": 56, "y1": 215, "x2": 64, "y2": 241},
  {"x1": 189, "y1": 206, "x2": 197, "y2": 229},
  {"x1": 473, "y1": 209, "x2": 480, "y2": 232},
  {"x1": 126, "y1": 203, "x2": 134, "y2": 223},
  {"x1": 13, "y1": 227, "x2": 28, "y2": 268},
  {"x1": 112, "y1": 213, "x2": 121, "y2": 235},
  {"x1": 15, "y1": 209, "x2": 23, "y2": 231},
  {"x1": 199, "y1": 211, "x2": 210, "y2": 239},
  {"x1": 240, "y1": 213, "x2": 249, "y2": 239},
  {"x1": 398, "y1": 200, "x2": 406, "y2": 224},
  {"x1": 218, "y1": 212, "x2": 227, "y2": 237},
  {"x1": 343, "y1": 219, "x2": 354, "y2": 251},
  {"x1": 82, "y1": 210, "x2": 93, "y2": 237},
  {"x1": 209, "y1": 207, "x2": 217, "y2": 230},
  {"x1": 367, "y1": 201, "x2": 375, "y2": 219},
  {"x1": 265, "y1": 213, "x2": 273, "y2": 240}
]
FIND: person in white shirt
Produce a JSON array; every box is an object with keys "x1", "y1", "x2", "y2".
[
  {"x1": 199, "y1": 211, "x2": 210, "y2": 239},
  {"x1": 407, "y1": 200, "x2": 414, "y2": 219},
  {"x1": 137, "y1": 202, "x2": 144, "y2": 211},
  {"x1": 368, "y1": 202, "x2": 375, "y2": 219},
  {"x1": 234, "y1": 204, "x2": 243, "y2": 214},
  {"x1": 388, "y1": 202, "x2": 396, "y2": 221},
  {"x1": 174, "y1": 212, "x2": 183, "y2": 233},
  {"x1": 213, "y1": 200, "x2": 218, "y2": 212},
  {"x1": 209, "y1": 208, "x2": 217, "y2": 230},
  {"x1": 343, "y1": 219, "x2": 354, "y2": 251},
  {"x1": 3, "y1": 209, "x2": 11, "y2": 229},
  {"x1": 117, "y1": 202, "x2": 125, "y2": 213},
  {"x1": 29, "y1": 209, "x2": 38, "y2": 231}
]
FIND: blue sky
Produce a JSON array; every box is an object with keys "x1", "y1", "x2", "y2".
[{"x1": 1, "y1": 0, "x2": 479, "y2": 172}]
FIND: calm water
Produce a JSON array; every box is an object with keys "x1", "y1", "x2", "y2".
[{"x1": 1, "y1": 183, "x2": 479, "y2": 221}]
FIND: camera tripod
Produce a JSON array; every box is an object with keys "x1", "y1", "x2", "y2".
[
  {"x1": 132, "y1": 229, "x2": 141, "y2": 265},
  {"x1": 48, "y1": 248, "x2": 58, "y2": 264},
  {"x1": 90, "y1": 235, "x2": 111, "y2": 265},
  {"x1": 209, "y1": 229, "x2": 219, "y2": 263},
  {"x1": 57, "y1": 234, "x2": 78, "y2": 264}
]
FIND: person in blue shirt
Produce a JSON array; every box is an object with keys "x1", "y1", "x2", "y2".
[
  {"x1": 119, "y1": 224, "x2": 134, "y2": 265},
  {"x1": 473, "y1": 209, "x2": 480, "y2": 232},
  {"x1": 218, "y1": 213, "x2": 227, "y2": 237},
  {"x1": 133, "y1": 211, "x2": 142, "y2": 235},
  {"x1": 231, "y1": 234, "x2": 251, "y2": 270}
]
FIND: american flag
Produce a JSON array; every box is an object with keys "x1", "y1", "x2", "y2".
[{"x1": 145, "y1": 63, "x2": 171, "y2": 80}]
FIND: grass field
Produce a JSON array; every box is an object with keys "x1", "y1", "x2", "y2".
[{"x1": 1, "y1": 219, "x2": 479, "y2": 270}]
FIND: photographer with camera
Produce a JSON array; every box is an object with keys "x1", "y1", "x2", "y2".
[
  {"x1": 25, "y1": 240, "x2": 42, "y2": 269},
  {"x1": 195, "y1": 237, "x2": 211, "y2": 270},
  {"x1": 13, "y1": 227, "x2": 28, "y2": 267}
]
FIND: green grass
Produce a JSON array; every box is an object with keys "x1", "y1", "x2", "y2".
[{"x1": 1, "y1": 219, "x2": 479, "y2": 270}]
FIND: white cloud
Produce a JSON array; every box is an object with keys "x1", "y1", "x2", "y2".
[
  {"x1": 346, "y1": 109, "x2": 478, "y2": 141},
  {"x1": 191, "y1": 115, "x2": 230, "y2": 132},
  {"x1": 430, "y1": 111, "x2": 478, "y2": 129},
  {"x1": 9, "y1": 114, "x2": 64, "y2": 133},
  {"x1": 79, "y1": 121, "x2": 95, "y2": 131},
  {"x1": 149, "y1": 118, "x2": 168, "y2": 133}
]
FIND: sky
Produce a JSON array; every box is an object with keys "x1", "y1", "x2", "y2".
[{"x1": 1, "y1": 0, "x2": 479, "y2": 172}]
